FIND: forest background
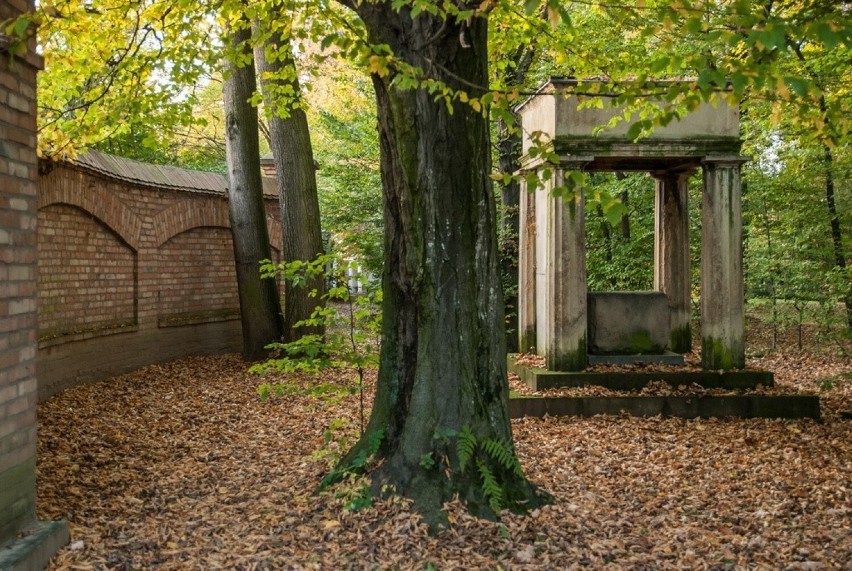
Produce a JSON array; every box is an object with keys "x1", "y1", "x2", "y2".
[{"x1": 20, "y1": 0, "x2": 850, "y2": 351}]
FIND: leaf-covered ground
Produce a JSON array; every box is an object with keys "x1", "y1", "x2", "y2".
[{"x1": 37, "y1": 329, "x2": 851, "y2": 569}]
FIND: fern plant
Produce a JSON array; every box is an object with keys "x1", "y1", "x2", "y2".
[{"x1": 451, "y1": 425, "x2": 525, "y2": 514}]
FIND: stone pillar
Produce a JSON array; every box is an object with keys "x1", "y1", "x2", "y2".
[
  {"x1": 0, "y1": 1, "x2": 69, "y2": 567},
  {"x1": 653, "y1": 168, "x2": 694, "y2": 353},
  {"x1": 545, "y1": 166, "x2": 588, "y2": 371},
  {"x1": 517, "y1": 176, "x2": 537, "y2": 353},
  {"x1": 700, "y1": 156, "x2": 748, "y2": 369}
]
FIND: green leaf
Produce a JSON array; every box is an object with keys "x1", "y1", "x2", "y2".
[
  {"x1": 13, "y1": 16, "x2": 30, "y2": 37},
  {"x1": 457, "y1": 425, "x2": 476, "y2": 472},
  {"x1": 477, "y1": 459, "x2": 504, "y2": 513},
  {"x1": 523, "y1": 0, "x2": 540, "y2": 16},
  {"x1": 812, "y1": 22, "x2": 841, "y2": 49},
  {"x1": 784, "y1": 76, "x2": 809, "y2": 98},
  {"x1": 626, "y1": 120, "x2": 646, "y2": 141}
]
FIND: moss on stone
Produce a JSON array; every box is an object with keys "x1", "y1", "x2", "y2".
[
  {"x1": 702, "y1": 336, "x2": 744, "y2": 370},
  {"x1": 669, "y1": 324, "x2": 692, "y2": 354}
]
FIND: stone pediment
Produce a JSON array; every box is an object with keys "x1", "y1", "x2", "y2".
[{"x1": 517, "y1": 78, "x2": 742, "y2": 171}]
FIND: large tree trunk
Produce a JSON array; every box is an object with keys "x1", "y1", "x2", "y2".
[
  {"x1": 333, "y1": 5, "x2": 547, "y2": 528},
  {"x1": 223, "y1": 25, "x2": 284, "y2": 361},
  {"x1": 253, "y1": 29, "x2": 325, "y2": 342}
]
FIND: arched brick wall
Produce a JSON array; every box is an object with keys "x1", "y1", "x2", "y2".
[
  {"x1": 157, "y1": 226, "x2": 238, "y2": 325},
  {"x1": 153, "y1": 199, "x2": 231, "y2": 247},
  {"x1": 36, "y1": 161, "x2": 283, "y2": 399},
  {"x1": 37, "y1": 203, "x2": 137, "y2": 340},
  {"x1": 38, "y1": 172, "x2": 143, "y2": 249}
]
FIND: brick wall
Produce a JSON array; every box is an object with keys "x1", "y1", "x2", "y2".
[
  {"x1": 0, "y1": 0, "x2": 45, "y2": 548},
  {"x1": 36, "y1": 161, "x2": 283, "y2": 399}
]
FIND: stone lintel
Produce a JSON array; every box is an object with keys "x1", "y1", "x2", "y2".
[{"x1": 702, "y1": 154, "x2": 751, "y2": 166}]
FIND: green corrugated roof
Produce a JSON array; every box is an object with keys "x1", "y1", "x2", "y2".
[{"x1": 70, "y1": 150, "x2": 278, "y2": 197}]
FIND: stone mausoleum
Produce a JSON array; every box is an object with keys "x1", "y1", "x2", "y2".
[{"x1": 516, "y1": 78, "x2": 746, "y2": 372}]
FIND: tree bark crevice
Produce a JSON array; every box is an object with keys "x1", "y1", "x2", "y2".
[{"x1": 330, "y1": 8, "x2": 548, "y2": 528}]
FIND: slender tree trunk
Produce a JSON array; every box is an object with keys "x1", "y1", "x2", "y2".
[
  {"x1": 497, "y1": 126, "x2": 521, "y2": 353},
  {"x1": 596, "y1": 204, "x2": 617, "y2": 288},
  {"x1": 223, "y1": 25, "x2": 284, "y2": 361},
  {"x1": 496, "y1": 45, "x2": 536, "y2": 354},
  {"x1": 253, "y1": 28, "x2": 325, "y2": 342},
  {"x1": 620, "y1": 190, "x2": 631, "y2": 239},
  {"x1": 759, "y1": 194, "x2": 779, "y2": 349},
  {"x1": 333, "y1": 5, "x2": 547, "y2": 528},
  {"x1": 822, "y1": 143, "x2": 851, "y2": 331}
]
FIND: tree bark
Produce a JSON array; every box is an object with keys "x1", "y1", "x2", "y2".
[
  {"x1": 822, "y1": 142, "x2": 851, "y2": 330},
  {"x1": 253, "y1": 29, "x2": 325, "y2": 341},
  {"x1": 332, "y1": 5, "x2": 547, "y2": 528},
  {"x1": 496, "y1": 45, "x2": 536, "y2": 354},
  {"x1": 223, "y1": 25, "x2": 284, "y2": 361},
  {"x1": 497, "y1": 125, "x2": 521, "y2": 353}
]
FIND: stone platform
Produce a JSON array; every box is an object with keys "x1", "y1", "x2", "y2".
[{"x1": 507, "y1": 356, "x2": 821, "y2": 420}]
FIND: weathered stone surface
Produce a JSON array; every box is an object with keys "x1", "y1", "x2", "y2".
[
  {"x1": 508, "y1": 395, "x2": 821, "y2": 420},
  {"x1": 588, "y1": 352, "x2": 684, "y2": 366},
  {"x1": 517, "y1": 79, "x2": 739, "y2": 155},
  {"x1": 653, "y1": 169, "x2": 693, "y2": 353},
  {"x1": 587, "y1": 291, "x2": 670, "y2": 355},
  {"x1": 0, "y1": 521, "x2": 69, "y2": 571},
  {"x1": 508, "y1": 355, "x2": 775, "y2": 391},
  {"x1": 517, "y1": 176, "x2": 537, "y2": 353},
  {"x1": 701, "y1": 156, "x2": 747, "y2": 369},
  {"x1": 541, "y1": 170, "x2": 588, "y2": 371},
  {"x1": 516, "y1": 78, "x2": 746, "y2": 372}
]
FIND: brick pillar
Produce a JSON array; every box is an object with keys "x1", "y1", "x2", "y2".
[
  {"x1": 0, "y1": 1, "x2": 69, "y2": 567},
  {"x1": 517, "y1": 175, "x2": 536, "y2": 353},
  {"x1": 653, "y1": 168, "x2": 694, "y2": 353},
  {"x1": 701, "y1": 156, "x2": 748, "y2": 370},
  {"x1": 545, "y1": 165, "x2": 588, "y2": 371}
]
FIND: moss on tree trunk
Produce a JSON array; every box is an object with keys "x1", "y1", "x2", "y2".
[{"x1": 329, "y1": 5, "x2": 549, "y2": 529}]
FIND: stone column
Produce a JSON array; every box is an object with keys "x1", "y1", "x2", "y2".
[
  {"x1": 517, "y1": 175, "x2": 537, "y2": 353},
  {"x1": 546, "y1": 166, "x2": 588, "y2": 371},
  {"x1": 653, "y1": 168, "x2": 694, "y2": 353},
  {"x1": 701, "y1": 156, "x2": 748, "y2": 369}
]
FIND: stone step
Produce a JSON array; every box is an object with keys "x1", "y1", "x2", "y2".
[
  {"x1": 507, "y1": 356, "x2": 819, "y2": 420},
  {"x1": 509, "y1": 395, "x2": 821, "y2": 420},
  {"x1": 508, "y1": 355, "x2": 774, "y2": 391}
]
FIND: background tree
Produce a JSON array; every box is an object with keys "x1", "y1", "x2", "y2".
[
  {"x1": 37, "y1": 0, "x2": 218, "y2": 159},
  {"x1": 252, "y1": 6, "x2": 326, "y2": 342},
  {"x1": 223, "y1": 19, "x2": 285, "y2": 360},
  {"x1": 307, "y1": 57, "x2": 384, "y2": 279}
]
